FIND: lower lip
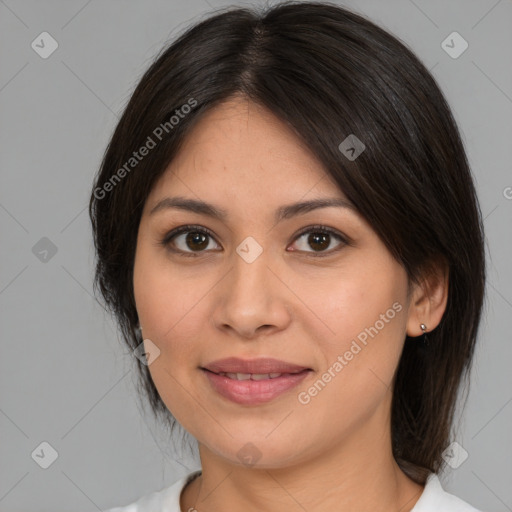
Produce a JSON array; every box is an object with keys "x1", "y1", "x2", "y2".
[{"x1": 201, "y1": 369, "x2": 311, "y2": 405}]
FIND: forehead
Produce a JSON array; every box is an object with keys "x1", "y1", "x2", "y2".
[{"x1": 146, "y1": 96, "x2": 345, "y2": 206}]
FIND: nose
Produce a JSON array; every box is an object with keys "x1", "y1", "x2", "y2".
[{"x1": 211, "y1": 247, "x2": 292, "y2": 340}]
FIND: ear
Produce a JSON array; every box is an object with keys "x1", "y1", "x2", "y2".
[{"x1": 406, "y1": 257, "x2": 449, "y2": 337}]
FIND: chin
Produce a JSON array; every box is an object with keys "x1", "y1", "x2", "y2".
[{"x1": 201, "y1": 433, "x2": 314, "y2": 470}]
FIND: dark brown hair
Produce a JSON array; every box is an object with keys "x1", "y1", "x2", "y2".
[{"x1": 88, "y1": 1, "x2": 485, "y2": 483}]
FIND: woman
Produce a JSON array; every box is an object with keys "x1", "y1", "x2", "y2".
[{"x1": 89, "y1": 2, "x2": 485, "y2": 511}]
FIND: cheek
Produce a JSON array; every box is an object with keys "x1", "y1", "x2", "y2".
[
  {"x1": 133, "y1": 238, "x2": 205, "y2": 341},
  {"x1": 134, "y1": 278, "x2": 206, "y2": 364},
  {"x1": 133, "y1": 245, "x2": 206, "y2": 421},
  {"x1": 133, "y1": 251, "x2": 209, "y2": 430},
  {"x1": 300, "y1": 263, "x2": 403, "y2": 346},
  {"x1": 301, "y1": 262, "x2": 407, "y2": 406}
]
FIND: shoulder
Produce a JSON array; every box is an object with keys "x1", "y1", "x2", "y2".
[
  {"x1": 412, "y1": 473, "x2": 483, "y2": 512},
  {"x1": 101, "y1": 470, "x2": 202, "y2": 512}
]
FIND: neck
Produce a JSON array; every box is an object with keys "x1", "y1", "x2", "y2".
[{"x1": 180, "y1": 396, "x2": 424, "y2": 512}]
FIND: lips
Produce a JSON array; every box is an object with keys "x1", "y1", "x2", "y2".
[
  {"x1": 214, "y1": 371, "x2": 289, "y2": 381},
  {"x1": 201, "y1": 357, "x2": 310, "y2": 375},
  {"x1": 200, "y1": 357, "x2": 312, "y2": 405}
]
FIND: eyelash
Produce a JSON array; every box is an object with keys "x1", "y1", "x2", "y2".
[{"x1": 159, "y1": 224, "x2": 350, "y2": 258}]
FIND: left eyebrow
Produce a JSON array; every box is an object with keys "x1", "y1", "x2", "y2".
[
  {"x1": 148, "y1": 195, "x2": 357, "y2": 222},
  {"x1": 275, "y1": 197, "x2": 357, "y2": 221}
]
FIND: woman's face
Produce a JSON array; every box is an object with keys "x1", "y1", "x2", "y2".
[{"x1": 133, "y1": 96, "x2": 416, "y2": 468}]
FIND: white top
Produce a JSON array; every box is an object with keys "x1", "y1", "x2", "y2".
[{"x1": 102, "y1": 470, "x2": 482, "y2": 512}]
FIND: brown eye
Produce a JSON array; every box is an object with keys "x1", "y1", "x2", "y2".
[
  {"x1": 183, "y1": 231, "x2": 209, "y2": 251},
  {"x1": 161, "y1": 225, "x2": 220, "y2": 256},
  {"x1": 307, "y1": 232, "x2": 331, "y2": 251},
  {"x1": 290, "y1": 226, "x2": 347, "y2": 256}
]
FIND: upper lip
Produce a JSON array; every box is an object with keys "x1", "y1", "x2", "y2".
[{"x1": 201, "y1": 357, "x2": 311, "y2": 374}]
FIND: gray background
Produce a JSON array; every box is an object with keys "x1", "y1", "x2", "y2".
[{"x1": 0, "y1": 0, "x2": 511, "y2": 510}]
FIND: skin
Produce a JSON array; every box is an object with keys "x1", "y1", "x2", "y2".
[{"x1": 133, "y1": 95, "x2": 448, "y2": 512}]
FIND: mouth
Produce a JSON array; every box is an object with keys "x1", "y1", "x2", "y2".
[
  {"x1": 201, "y1": 356, "x2": 312, "y2": 375},
  {"x1": 200, "y1": 366, "x2": 313, "y2": 405},
  {"x1": 202, "y1": 369, "x2": 309, "y2": 380}
]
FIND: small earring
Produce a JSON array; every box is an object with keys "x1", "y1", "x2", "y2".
[{"x1": 419, "y1": 323, "x2": 429, "y2": 346}]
